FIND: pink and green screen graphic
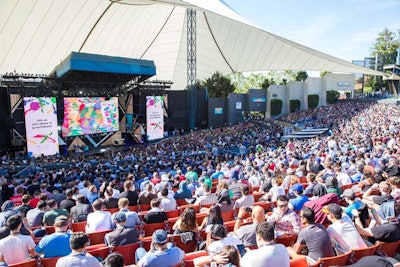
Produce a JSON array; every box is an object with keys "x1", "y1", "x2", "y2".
[
  {"x1": 24, "y1": 97, "x2": 59, "y2": 157},
  {"x1": 62, "y1": 97, "x2": 119, "y2": 137},
  {"x1": 146, "y1": 96, "x2": 164, "y2": 140}
]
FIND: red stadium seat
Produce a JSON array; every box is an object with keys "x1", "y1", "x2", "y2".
[
  {"x1": 184, "y1": 250, "x2": 208, "y2": 267},
  {"x1": 290, "y1": 257, "x2": 308, "y2": 267},
  {"x1": 377, "y1": 240, "x2": 400, "y2": 257},
  {"x1": 112, "y1": 242, "x2": 141, "y2": 265},
  {"x1": 142, "y1": 222, "x2": 166, "y2": 237},
  {"x1": 72, "y1": 221, "x2": 86, "y2": 232},
  {"x1": 8, "y1": 259, "x2": 38, "y2": 267},
  {"x1": 41, "y1": 256, "x2": 61, "y2": 267},
  {"x1": 88, "y1": 229, "x2": 112, "y2": 245},
  {"x1": 309, "y1": 251, "x2": 352, "y2": 267}
]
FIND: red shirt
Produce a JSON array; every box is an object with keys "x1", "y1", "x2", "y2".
[
  {"x1": 29, "y1": 197, "x2": 40, "y2": 209},
  {"x1": 10, "y1": 195, "x2": 23, "y2": 206}
]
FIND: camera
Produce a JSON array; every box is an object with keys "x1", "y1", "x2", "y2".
[{"x1": 245, "y1": 207, "x2": 252, "y2": 213}]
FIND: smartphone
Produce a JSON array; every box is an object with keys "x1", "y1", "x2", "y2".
[{"x1": 245, "y1": 207, "x2": 252, "y2": 213}]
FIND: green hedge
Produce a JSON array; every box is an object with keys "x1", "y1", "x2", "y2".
[
  {"x1": 270, "y1": 98, "x2": 282, "y2": 116},
  {"x1": 290, "y1": 99, "x2": 301, "y2": 113},
  {"x1": 308, "y1": 94, "x2": 319, "y2": 109},
  {"x1": 326, "y1": 90, "x2": 340, "y2": 104}
]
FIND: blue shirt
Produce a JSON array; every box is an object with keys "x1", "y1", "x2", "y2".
[
  {"x1": 137, "y1": 247, "x2": 184, "y2": 267},
  {"x1": 290, "y1": 195, "x2": 309, "y2": 211},
  {"x1": 35, "y1": 232, "x2": 71, "y2": 258},
  {"x1": 344, "y1": 200, "x2": 363, "y2": 219}
]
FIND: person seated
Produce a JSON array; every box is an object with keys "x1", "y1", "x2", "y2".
[
  {"x1": 287, "y1": 207, "x2": 335, "y2": 265},
  {"x1": 323, "y1": 203, "x2": 367, "y2": 253},
  {"x1": 288, "y1": 183, "x2": 309, "y2": 211},
  {"x1": 0, "y1": 215, "x2": 36, "y2": 265},
  {"x1": 42, "y1": 199, "x2": 69, "y2": 226},
  {"x1": 103, "y1": 252, "x2": 124, "y2": 267},
  {"x1": 105, "y1": 211, "x2": 140, "y2": 247},
  {"x1": 174, "y1": 181, "x2": 192, "y2": 200},
  {"x1": 233, "y1": 184, "x2": 254, "y2": 210},
  {"x1": 85, "y1": 199, "x2": 112, "y2": 233},
  {"x1": 266, "y1": 195, "x2": 301, "y2": 235},
  {"x1": 342, "y1": 189, "x2": 363, "y2": 219},
  {"x1": 240, "y1": 221, "x2": 290, "y2": 267},
  {"x1": 56, "y1": 232, "x2": 102, "y2": 267},
  {"x1": 159, "y1": 188, "x2": 177, "y2": 212},
  {"x1": 206, "y1": 224, "x2": 242, "y2": 256},
  {"x1": 111, "y1": 198, "x2": 141, "y2": 228},
  {"x1": 234, "y1": 205, "x2": 265, "y2": 248},
  {"x1": 216, "y1": 188, "x2": 234, "y2": 213},
  {"x1": 193, "y1": 184, "x2": 218, "y2": 207},
  {"x1": 143, "y1": 198, "x2": 167, "y2": 224},
  {"x1": 198, "y1": 204, "x2": 224, "y2": 232},
  {"x1": 193, "y1": 245, "x2": 241, "y2": 267},
  {"x1": 35, "y1": 215, "x2": 72, "y2": 258},
  {"x1": 134, "y1": 229, "x2": 184, "y2": 267},
  {"x1": 172, "y1": 207, "x2": 198, "y2": 234},
  {"x1": 353, "y1": 202, "x2": 400, "y2": 244},
  {"x1": 70, "y1": 194, "x2": 93, "y2": 223}
]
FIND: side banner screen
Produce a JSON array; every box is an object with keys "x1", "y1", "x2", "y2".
[
  {"x1": 146, "y1": 96, "x2": 164, "y2": 140},
  {"x1": 24, "y1": 97, "x2": 59, "y2": 157}
]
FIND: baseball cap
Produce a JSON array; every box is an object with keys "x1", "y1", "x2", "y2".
[
  {"x1": 113, "y1": 211, "x2": 127, "y2": 223},
  {"x1": 152, "y1": 229, "x2": 168, "y2": 244},
  {"x1": 341, "y1": 189, "x2": 355, "y2": 198},
  {"x1": 291, "y1": 183, "x2": 303, "y2": 193},
  {"x1": 322, "y1": 203, "x2": 343, "y2": 218}
]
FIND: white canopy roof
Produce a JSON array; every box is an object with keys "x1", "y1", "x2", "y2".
[{"x1": 0, "y1": 0, "x2": 383, "y2": 89}]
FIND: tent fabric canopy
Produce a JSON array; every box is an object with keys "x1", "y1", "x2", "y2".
[{"x1": 0, "y1": 0, "x2": 383, "y2": 89}]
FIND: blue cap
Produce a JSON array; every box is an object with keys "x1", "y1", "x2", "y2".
[
  {"x1": 152, "y1": 229, "x2": 168, "y2": 244},
  {"x1": 291, "y1": 183, "x2": 303, "y2": 193}
]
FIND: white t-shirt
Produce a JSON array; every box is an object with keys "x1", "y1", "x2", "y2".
[
  {"x1": 207, "y1": 235, "x2": 242, "y2": 255},
  {"x1": 240, "y1": 243, "x2": 290, "y2": 267},
  {"x1": 160, "y1": 197, "x2": 177, "y2": 212},
  {"x1": 327, "y1": 215, "x2": 367, "y2": 252},
  {"x1": 85, "y1": 210, "x2": 112, "y2": 233},
  {"x1": 0, "y1": 234, "x2": 36, "y2": 264}
]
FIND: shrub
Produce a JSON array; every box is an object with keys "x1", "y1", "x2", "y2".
[
  {"x1": 270, "y1": 98, "x2": 282, "y2": 116},
  {"x1": 290, "y1": 99, "x2": 301, "y2": 113},
  {"x1": 326, "y1": 90, "x2": 340, "y2": 104},
  {"x1": 307, "y1": 94, "x2": 319, "y2": 109}
]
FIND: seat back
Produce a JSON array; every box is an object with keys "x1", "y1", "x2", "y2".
[
  {"x1": 170, "y1": 233, "x2": 197, "y2": 253},
  {"x1": 87, "y1": 246, "x2": 110, "y2": 260},
  {"x1": 41, "y1": 257, "x2": 61, "y2": 267},
  {"x1": 184, "y1": 250, "x2": 208, "y2": 267},
  {"x1": 169, "y1": 262, "x2": 183, "y2": 267},
  {"x1": 377, "y1": 240, "x2": 400, "y2": 257},
  {"x1": 195, "y1": 213, "x2": 208, "y2": 226},
  {"x1": 165, "y1": 209, "x2": 180, "y2": 218},
  {"x1": 352, "y1": 243, "x2": 380, "y2": 261},
  {"x1": 276, "y1": 234, "x2": 298, "y2": 247},
  {"x1": 112, "y1": 242, "x2": 141, "y2": 265},
  {"x1": 88, "y1": 229, "x2": 112, "y2": 245},
  {"x1": 221, "y1": 210, "x2": 234, "y2": 222},
  {"x1": 315, "y1": 251, "x2": 352, "y2": 267},
  {"x1": 142, "y1": 222, "x2": 166, "y2": 237},
  {"x1": 290, "y1": 257, "x2": 308, "y2": 267},
  {"x1": 8, "y1": 259, "x2": 38, "y2": 267},
  {"x1": 72, "y1": 221, "x2": 87, "y2": 232}
]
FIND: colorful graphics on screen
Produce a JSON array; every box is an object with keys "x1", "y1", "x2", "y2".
[
  {"x1": 146, "y1": 96, "x2": 164, "y2": 140},
  {"x1": 62, "y1": 97, "x2": 119, "y2": 137},
  {"x1": 24, "y1": 97, "x2": 59, "y2": 157}
]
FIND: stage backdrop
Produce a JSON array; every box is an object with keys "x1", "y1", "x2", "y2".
[
  {"x1": 146, "y1": 96, "x2": 164, "y2": 140},
  {"x1": 24, "y1": 97, "x2": 59, "y2": 157},
  {"x1": 62, "y1": 97, "x2": 119, "y2": 137}
]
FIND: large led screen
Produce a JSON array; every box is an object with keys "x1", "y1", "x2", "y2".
[
  {"x1": 24, "y1": 97, "x2": 59, "y2": 157},
  {"x1": 62, "y1": 97, "x2": 119, "y2": 137},
  {"x1": 146, "y1": 96, "x2": 164, "y2": 140}
]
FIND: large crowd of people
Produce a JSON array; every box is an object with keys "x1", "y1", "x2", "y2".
[{"x1": 0, "y1": 99, "x2": 400, "y2": 267}]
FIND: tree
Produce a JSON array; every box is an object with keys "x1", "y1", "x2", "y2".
[
  {"x1": 320, "y1": 71, "x2": 332, "y2": 77},
  {"x1": 370, "y1": 28, "x2": 399, "y2": 71},
  {"x1": 295, "y1": 71, "x2": 308, "y2": 81},
  {"x1": 202, "y1": 71, "x2": 235, "y2": 98}
]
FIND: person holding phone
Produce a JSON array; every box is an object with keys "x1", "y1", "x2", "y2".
[{"x1": 234, "y1": 205, "x2": 265, "y2": 248}]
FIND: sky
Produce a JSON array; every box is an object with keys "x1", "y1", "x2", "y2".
[{"x1": 223, "y1": 0, "x2": 400, "y2": 63}]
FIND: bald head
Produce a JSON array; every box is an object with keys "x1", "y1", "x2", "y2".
[{"x1": 252, "y1": 205, "x2": 265, "y2": 223}]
